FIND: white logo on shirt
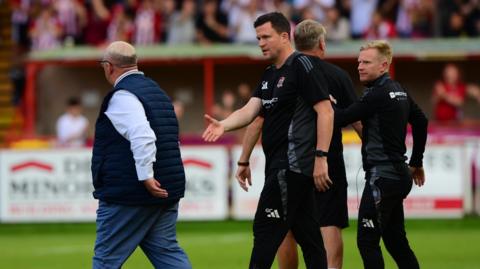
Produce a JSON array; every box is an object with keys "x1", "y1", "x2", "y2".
[
  {"x1": 262, "y1": 97, "x2": 278, "y2": 109},
  {"x1": 261, "y1": 81, "x2": 268, "y2": 90},
  {"x1": 362, "y1": 218, "x2": 375, "y2": 228},
  {"x1": 389, "y1": 91, "x2": 407, "y2": 99},
  {"x1": 277, "y1": 77, "x2": 285, "y2": 88},
  {"x1": 265, "y1": 208, "x2": 280, "y2": 218}
]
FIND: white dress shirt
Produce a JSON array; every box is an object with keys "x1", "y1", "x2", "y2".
[{"x1": 104, "y1": 70, "x2": 157, "y2": 181}]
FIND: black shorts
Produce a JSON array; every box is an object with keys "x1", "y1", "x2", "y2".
[
  {"x1": 315, "y1": 175, "x2": 349, "y2": 229},
  {"x1": 249, "y1": 169, "x2": 327, "y2": 269}
]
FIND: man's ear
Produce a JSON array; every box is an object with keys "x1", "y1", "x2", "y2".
[
  {"x1": 107, "y1": 62, "x2": 114, "y2": 75},
  {"x1": 382, "y1": 61, "x2": 389, "y2": 73},
  {"x1": 319, "y1": 39, "x2": 326, "y2": 52}
]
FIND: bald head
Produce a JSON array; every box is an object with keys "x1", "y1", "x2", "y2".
[{"x1": 104, "y1": 41, "x2": 137, "y2": 67}]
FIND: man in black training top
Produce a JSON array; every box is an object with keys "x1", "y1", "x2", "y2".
[
  {"x1": 235, "y1": 19, "x2": 362, "y2": 269},
  {"x1": 334, "y1": 40, "x2": 428, "y2": 269},
  {"x1": 202, "y1": 12, "x2": 333, "y2": 269}
]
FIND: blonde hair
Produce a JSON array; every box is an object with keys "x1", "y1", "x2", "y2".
[
  {"x1": 360, "y1": 40, "x2": 392, "y2": 65},
  {"x1": 294, "y1": 19, "x2": 327, "y2": 51},
  {"x1": 104, "y1": 41, "x2": 137, "y2": 67}
]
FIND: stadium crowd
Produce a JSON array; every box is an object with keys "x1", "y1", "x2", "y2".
[{"x1": 10, "y1": 0, "x2": 480, "y2": 51}]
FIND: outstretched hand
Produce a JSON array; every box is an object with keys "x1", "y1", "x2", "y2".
[
  {"x1": 202, "y1": 114, "x2": 225, "y2": 142},
  {"x1": 409, "y1": 166, "x2": 425, "y2": 187}
]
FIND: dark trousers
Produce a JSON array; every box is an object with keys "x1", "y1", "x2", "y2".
[
  {"x1": 357, "y1": 173, "x2": 420, "y2": 269},
  {"x1": 249, "y1": 170, "x2": 327, "y2": 269}
]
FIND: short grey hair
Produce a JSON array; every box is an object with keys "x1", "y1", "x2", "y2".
[
  {"x1": 294, "y1": 19, "x2": 327, "y2": 51},
  {"x1": 104, "y1": 41, "x2": 137, "y2": 67}
]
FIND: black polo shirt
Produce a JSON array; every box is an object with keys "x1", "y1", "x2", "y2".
[
  {"x1": 311, "y1": 58, "x2": 358, "y2": 178},
  {"x1": 253, "y1": 52, "x2": 330, "y2": 176}
]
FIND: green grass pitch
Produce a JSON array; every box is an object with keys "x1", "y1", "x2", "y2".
[{"x1": 0, "y1": 218, "x2": 479, "y2": 268}]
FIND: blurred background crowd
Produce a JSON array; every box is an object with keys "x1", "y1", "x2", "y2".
[{"x1": 9, "y1": 0, "x2": 480, "y2": 52}]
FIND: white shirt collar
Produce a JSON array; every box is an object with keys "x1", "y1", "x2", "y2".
[{"x1": 114, "y1": 69, "x2": 144, "y2": 87}]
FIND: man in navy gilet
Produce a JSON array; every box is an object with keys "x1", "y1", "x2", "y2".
[{"x1": 91, "y1": 41, "x2": 191, "y2": 269}]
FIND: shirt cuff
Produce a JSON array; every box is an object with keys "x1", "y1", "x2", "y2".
[{"x1": 136, "y1": 165, "x2": 154, "y2": 181}]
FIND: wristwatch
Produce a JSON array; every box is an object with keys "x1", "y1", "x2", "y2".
[{"x1": 314, "y1": 150, "x2": 328, "y2": 158}]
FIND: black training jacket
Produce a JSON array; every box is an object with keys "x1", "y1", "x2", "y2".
[{"x1": 334, "y1": 73, "x2": 428, "y2": 171}]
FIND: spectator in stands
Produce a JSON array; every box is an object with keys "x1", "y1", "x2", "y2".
[
  {"x1": 324, "y1": 7, "x2": 350, "y2": 42},
  {"x1": 229, "y1": 0, "x2": 264, "y2": 44},
  {"x1": 167, "y1": 0, "x2": 196, "y2": 44},
  {"x1": 448, "y1": 11, "x2": 465, "y2": 36},
  {"x1": 237, "y1": 82, "x2": 252, "y2": 106},
  {"x1": 11, "y1": 0, "x2": 31, "y2": 50},
  {"x1": 459, "y1": 0, "x2": 480, "y2": 36},
  {"x1": 134, "y1": 0, "x2": 162, "y2": 45},
  {"x1": 432, "y1": 64, "x2": 463, "y2": 122},
  {"x1": 412, "y1": 0, "x2": 435, "y2": 37},
  {"x1": 396, "y1": 0, "x2": 434, "y2": 38},
  {"x1": 335, "y1": 0, "x2": 351, "y2": 20},
  {"x1": 263, "y1": 0, "x2": 293, "y2": 18},
  {"x1": 159, "y1": 0, "x2": 176, "y2": 42},
  {"x1": 212, "y1": 89, "x2": 237, "y2": 120},
  {"x1": 29, "y1": 6, "x2": 63, "y2": 51},
  {"x1": 220, "y1": 0, "x2": 244, "y2": 24},
  {"x1": 364, "y1": 10, "x2": 397, "y2": 39},
  {"x1": 468, "y1": 83, "x2": 480, "y2": 104},
  {"x1": 173, "y1": 99, "x2": 186, "y2": 121},
  {"x1": 439, "y1": 0, "x2": 467, "y2": 37},
  {"x1": 432, "y1": 63, "x2": 480, "y2": 122},
  {"x1": 9, "y1": 47, "x2": 26, "y2": 106},
  {"x1": 56, "y1": 97, "x2": 89, "y2": 147},
  {"x1": 53, "y1": 0, "x2": 87, "y2": 44},
  {"x1": 195, "y1": 0, "x2": 230, "y2": 44},
  {"x1": 106, "y1": 4, "x2": 134, "y2": 43},
  {"x1": 297, "y1": 6, "x2": 316, "y2": 22},
  {"x1": 292, "y1": 0, "x2": 335, "y2": 23},
  {"x1": 83, "y1": 0, "x2": 116, "y2": 45},
  {"x1": 350, "y1": 0, "x2": 378, "y2": 38}
]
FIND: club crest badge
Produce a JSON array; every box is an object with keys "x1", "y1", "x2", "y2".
[{"x1": 277, "y1": 77, "x2": 285, "y2": 88}]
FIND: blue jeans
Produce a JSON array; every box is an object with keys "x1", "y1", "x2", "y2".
[{"x1": 93, "y1": 201, "x2": 191, "y2": 269}]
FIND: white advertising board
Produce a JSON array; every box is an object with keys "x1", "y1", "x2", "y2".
[
  {"x1": 0, "y1": 143, "x2": 469, "y2": 222},
  {"x1": 231, "y1": 146, "x2": 266, "y2": 219},
  {"x1": 231, "y1": 144, "x2": 467, "y2": 219},
  {"x1": 0, "y1": 149, "x2": 97, "y2": 222},
  {"x1": 0, "y1": 147, "x2": 229, "y2": 222},
  {"x1": 178, "y1": 146, "x2": 229, "y2": 220},
  {"x1": 344, "y1": 144, "x2": 467, "y2": 218}
]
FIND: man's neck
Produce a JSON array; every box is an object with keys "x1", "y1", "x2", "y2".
[
  {"x1": 113, "y1": 68, "x2": 140, "y2": 87},
  {"x1": 365, "y1": 72, "x2": 389, "y2": 87},
  {"x1": 274, "y1": 47, "x2": 295, "y2": 68},
  {"x1": 301, "y1": 48, "x2": 325, "y2": 59}
]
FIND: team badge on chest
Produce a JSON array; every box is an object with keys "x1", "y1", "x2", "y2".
[{"x1": 277, "y1": 77, "x2": 285, "y2": 88}]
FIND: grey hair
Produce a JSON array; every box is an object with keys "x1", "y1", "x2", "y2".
[{"x1": 294, "y1": 19, "x2": 327, "y2": 51}]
